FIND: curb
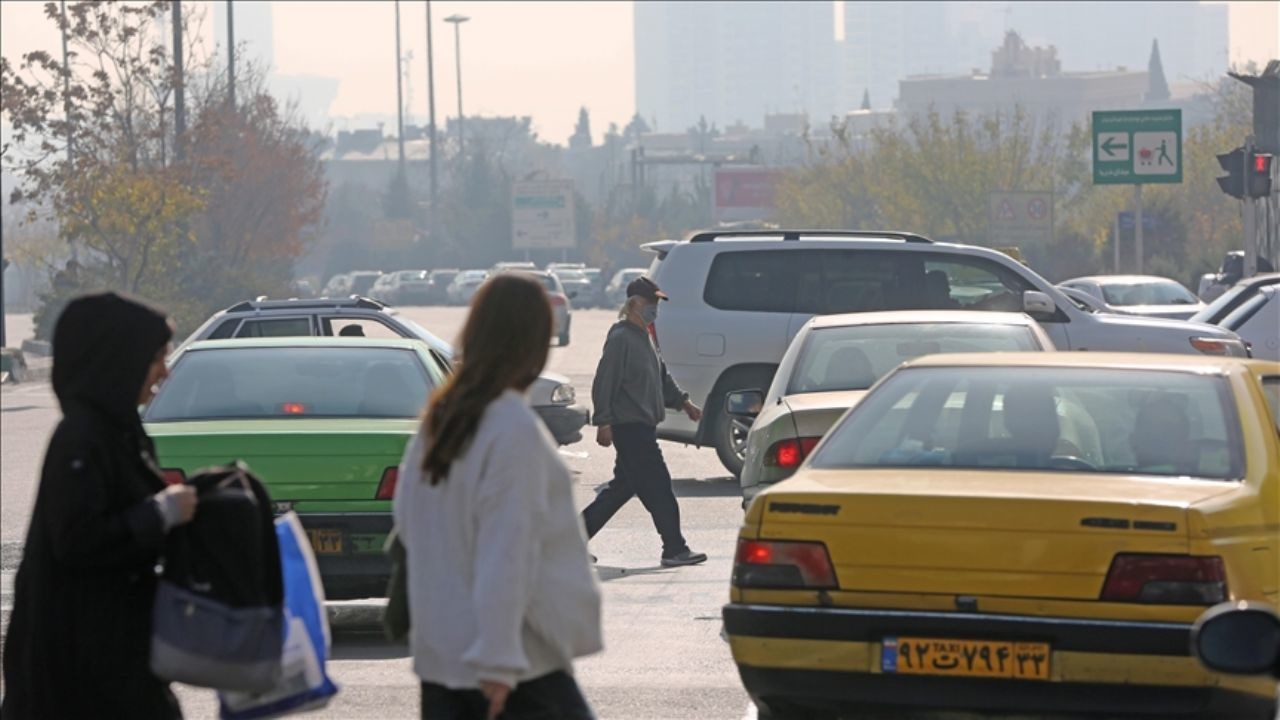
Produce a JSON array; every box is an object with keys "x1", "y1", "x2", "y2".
[{"x1": 326, "y1": 598, "x2": 388, "y2": 630}]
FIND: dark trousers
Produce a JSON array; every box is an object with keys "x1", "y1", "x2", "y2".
[
  {"x1": 420, "y1": 671, "x2": 594, "y2": 720},
  {"x1": 581, "y1": 423, "x2": 689, "y2": 558}
]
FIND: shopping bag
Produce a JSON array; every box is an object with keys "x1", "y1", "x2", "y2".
[{"x1": 218, "y1": 512, "x2": 340, "y2": 719}]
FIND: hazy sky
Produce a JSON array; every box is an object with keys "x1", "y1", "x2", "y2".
[{"x1": 2, "y1": 1, "x2": 1276, "y2": 145}]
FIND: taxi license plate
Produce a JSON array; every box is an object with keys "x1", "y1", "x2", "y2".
[
  {"x1": 306, "y1": 529, "x2": 344, "y2": 555},
  {"x1": 882, "y1": 637, "x2": 1050, "y2": 680}
]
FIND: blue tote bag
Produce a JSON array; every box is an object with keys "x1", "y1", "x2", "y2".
[{"x1": 219, "y1": 513, "x2": 340, "y2": 719}]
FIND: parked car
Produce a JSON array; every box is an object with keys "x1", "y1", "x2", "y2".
[
  {"x1": 368, "y1": 273, "x2": 398, "y2": 304},
  {"x1": 604, "y1": 268, "x2": 647, "y2": 308},
  {"x1": 427, "y1": 269, "x2": 459, "y2": 305},
  {"x1": 730, "y1": 311, "x2": 1054, "y2": 506},
  {"x1": 345, "y1": 271, "x2": 383, "y2": 297},
  {"x1": 1218, "y1": 284, "x2": 1280, "y2": 360},
  {"x1": 1058, "y1": 274, "x2": 1205, "y2": 320},
  {"x1": 1192, "y1": 272, "x2": 1280, "y2": 325},
  {"x1": 492, "y1": 261, "x2": 537, "y2": 273},
  {"x1": 726, "y1": 353, "x2": 1280, "y2": 719},
  {"x1": 549, "y1": 267, "x2": 594, "y2": 309},
  {"x1": 581, "y1": 267, "x2": 605, "y2": 307},
  {"x1": 322, "y1": 273, "x2": 351, "y2": 296},
  {"x1": 176, "y1": 296, "x2": 589, "y2": 445},
  {"x1": 643, "y1": 229, "x2": 1247, "y2": 476},
  {"x1": 146, "y1": 337, "x2": 449, "y2": 599},
  {"x1": 1199, "y1": 251, "x2": 1277, "y2": 302},
  {"x1": 380, "y1": 270, "x2": 432, "y2": 305},
  {"x1": 1193, "y1": 601, "x2": 1280, "y2": 719},
  {"x1": 447, "y1": 270, "x2": 489, "y2": 305},
  {"x1": 506, "y1": 270, "x2": 573, "y2": 346},
  {"x1": 290, "y1": 278, "x2": 318, "y2": 299}
]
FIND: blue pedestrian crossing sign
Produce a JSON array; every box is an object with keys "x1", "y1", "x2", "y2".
[{"x1": 1092, "y1": 109, "x2": 1182, "y2": 185}]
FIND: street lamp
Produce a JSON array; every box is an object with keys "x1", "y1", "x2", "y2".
[{"x1": 444, "y1": 14, "x2": 469, "y2": 154}]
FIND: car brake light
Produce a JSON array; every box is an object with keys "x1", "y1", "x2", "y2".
[
  {"x1": 375, "y1": 467, "x2": 399, "y2": 500},
  {"x1": 1101, "y1": 554, "x2": 1226, "y2": 605},
  {"x1": 161, "y1": 469, "x2": 186, "y2": 486},
  {"x1": 549, "y1": 294, "x2": 566, "y2": 307},
  {"x1": 733, "y1": 538, "x2": 837, "y2": 589},
  {"x1": 1189, "y1": 337, "x2": 1231, "y2": 355},
  {"x1": 765, "y1": 437, "x2": 822, "y2": 469},
  {"x1": 281, "y1": 402, "x2": 309, "y2": 415}
]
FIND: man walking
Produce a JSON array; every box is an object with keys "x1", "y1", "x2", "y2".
[{"x1": 582, "y1": 277, "x2": 708, "y2": 567}]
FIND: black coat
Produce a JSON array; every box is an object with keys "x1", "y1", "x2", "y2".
[{"x1": 2, "y1": 293, "x2": 181, "y2": 719}]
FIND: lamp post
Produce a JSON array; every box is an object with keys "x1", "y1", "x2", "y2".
[
  {"x1": 425, "y1": 0, "x2": 438, "y2": 211},
  {"x1": 444, "y1": 14, "x2": 469, "y2": 154}
]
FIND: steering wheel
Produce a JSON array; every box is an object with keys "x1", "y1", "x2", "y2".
[{"x1": 1048, "y1": 455, "x2": 1096, "y2": 471}]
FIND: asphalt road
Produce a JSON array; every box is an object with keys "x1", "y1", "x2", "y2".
[{"x1": 1, "y1": 307, "x2": 756, "y2": 719}]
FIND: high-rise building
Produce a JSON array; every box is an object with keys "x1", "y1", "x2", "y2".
[
  {"x1": 841, "y1": 1, "x2": 950, "y2": 111},
  {"x1": 214, "y1": 0, "x2": 275, "y2": 72},
  {"x1": 634, "y1": 1, "x2": 837, "y2": 133}
]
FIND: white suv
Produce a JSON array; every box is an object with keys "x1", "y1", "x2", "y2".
[{"x1": 643, "y1": 229, "x2": 1249, "y2": 475}]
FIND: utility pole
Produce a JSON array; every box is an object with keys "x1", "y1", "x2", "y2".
[
  {"x1": 1244, "y1": 136, "x2": 1257, "y2": 278},
  {"x1": 445, "y1": 14, "x2": 469, "y2": 154},
  {"x1": 59, "y1": 0, "x2": 73, "y2": 161},
  {"x1": 394, "y1": 0, "x2": 406, "y2": 173},
  {"x1": 172, "y1": 0, "x2": 186, "y2": 162},
  {"x1": 426, "y1": 0, "x2": 439, "y2": 211},
  {"x1": 226, "y1": 0, "x2": 236, "y2": 110},
  {"x1": 1133, "y1": 184, "x2": 1144, "y2": 274}
]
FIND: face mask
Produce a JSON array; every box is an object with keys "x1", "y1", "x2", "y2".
[{"x1": 639, "y1": 303, "x2": 659, "y2": 325}]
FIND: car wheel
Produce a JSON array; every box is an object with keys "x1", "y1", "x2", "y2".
[
  {"x1": 713, "y1": 403, "x2": 750, "y2": 477},
  {"x1": 558, "y1": 329, "x2": 570, "y2": 346}
]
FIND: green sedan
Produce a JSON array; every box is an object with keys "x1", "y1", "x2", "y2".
[{"x1": 143, "y1": 337, "x2": 446, "y2": 599}]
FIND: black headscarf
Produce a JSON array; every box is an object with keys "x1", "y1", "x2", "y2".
[{"x1": 52, "y1": 292, "x2": 173, "y2": 434}]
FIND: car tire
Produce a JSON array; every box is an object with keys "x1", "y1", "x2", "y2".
[{"x1": 713, "y1": 404, "x2": 750, "y2": 478}]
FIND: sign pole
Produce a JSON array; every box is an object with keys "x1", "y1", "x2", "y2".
[
  {"x1": 1243, "y1": 136, "x2": 1258, "y2": 278},
  {"x1": 1113, "y1": 212, "x2": 1121, "y2": 273},
  {"x1": 1134, "y1": 184, "x2": 1144, "y2": 274}
]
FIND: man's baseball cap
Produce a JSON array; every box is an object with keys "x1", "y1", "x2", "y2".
[{"x1": 626, "y1": 276, "x2": 669, "y2": 302}]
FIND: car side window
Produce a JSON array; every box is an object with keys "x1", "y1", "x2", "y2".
[
  {"x1": 208, "y1": 318, "x2": 240, "y2": 340},
  {"x1": 236, "y1": 317, "x2": 313, "y2": 338},
  {"x1": 1262, "y1": 377, "x2": 1280, "y2": 431},
  {"x1": 922, "y1": 256, "x2": 1034, "y2": 313},
  {"x1": 324, "y1": 317, "x2": 405, "y2": 340},
  {"x1": 796, "y1": 250, "x2": 904, "y2": 314},
  {"x1": 703, "y1": 251, "x2": 801, "y2": 313}
]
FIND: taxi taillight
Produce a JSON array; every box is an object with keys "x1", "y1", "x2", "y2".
[
  {"x1": 733, "y1": 538, "x2": 837, "y2": 589},
  {"x1": 1101, "y1": 553, "x2": 1226, "y2": 605},
  {"x1": 375, "y1": 467, "x2": 399, "y2": 500}
]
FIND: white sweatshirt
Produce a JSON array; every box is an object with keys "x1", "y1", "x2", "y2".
[{"x1": 393, "y1": 389, "x2": 603, "y2": 689}]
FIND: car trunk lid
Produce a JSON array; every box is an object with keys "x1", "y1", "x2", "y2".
[
  {"x1": 782, "y1": 390, "x2": 870, "y2": 440},
  {"x1": 759, "y1": 469, "x2": 1236, "y2": 601}
]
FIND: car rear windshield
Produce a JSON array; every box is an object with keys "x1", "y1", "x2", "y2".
[
  {"x1": 809, "y1": 366, "x2": 1243, "y2": 480},
  {"x1": 787, "y1": 323, "x2": 1042, "y2": 394},
  {"x1": 145, "y1": 347, "x2": 437, "y2": 421},
  {"x1": 1100, "y1": 281, "x2": 1197, "y2": 306}
]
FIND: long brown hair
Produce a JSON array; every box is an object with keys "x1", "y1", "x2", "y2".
[{"x1": 421, "y1": 273, "x2": 553, "y2": 483}]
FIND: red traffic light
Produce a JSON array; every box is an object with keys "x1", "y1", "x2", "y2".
[{"x1": 1253, "y1": 153, "x2": 1273, "y2": 174}]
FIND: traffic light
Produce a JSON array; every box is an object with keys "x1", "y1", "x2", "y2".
[
  {"x1": 1249, "y1": 152, "x2": 1273, "y2": 198},
  {"x1": 1217, "y1": 147, "x2": 1245, "y2": 199}
]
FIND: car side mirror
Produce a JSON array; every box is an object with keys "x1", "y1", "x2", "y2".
[
  {"x1": 726, "y1": 389, "x2": 764, "y2": 419},
  {"x1": 1023, "y1": 290, "x2": 1056, "y2": 316},
  {"x1": 1192, "y1": 601, "x2": 1280, "y2": 677}
]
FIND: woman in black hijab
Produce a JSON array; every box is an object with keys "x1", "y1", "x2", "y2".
[{"x1": 2, "y1": 292, "x2": 199, "y2": 719}]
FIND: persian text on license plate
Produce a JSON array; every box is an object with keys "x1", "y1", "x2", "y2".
[
  {"x1": 306, "y1": 528, "x2": 344, "y2": 555},
  {"x1": 882, "y1": 636, "x2": 1050, "y2": 680}
]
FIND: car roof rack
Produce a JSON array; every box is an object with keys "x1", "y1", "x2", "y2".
[
  {"x1": 686, "y1": 229, "x2": 934, "y2": 244},
  {"x1": 224, "y1": 295, "x2": 388, "y2": 313}
]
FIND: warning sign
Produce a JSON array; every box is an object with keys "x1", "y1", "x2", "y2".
[{"x1": 988, "y1": 191, "x2": 1053, "y2": 246}]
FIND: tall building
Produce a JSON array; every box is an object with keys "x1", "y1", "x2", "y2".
[
  {"x1": 841, "y1": 1, "x2": 950, "y2": 111},
  {"x1": 214, "y1": 0, "x2": 275, "y2": 72},
  {"x1": 634, "y1": 1, "x2": 837, "y2": 133}
]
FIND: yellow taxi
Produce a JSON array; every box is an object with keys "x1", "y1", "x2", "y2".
[{"x1": 726, "y1": 354, "x2": 1280, "y2": 719}]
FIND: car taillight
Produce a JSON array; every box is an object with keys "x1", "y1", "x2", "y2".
[
  {"x1": 1189, "y1": 337, "x2": 1232, "y2": 355},
  {"x1": 281, "y1": 402, "x2": 309, "y2": 415},
  {"x1": 733, "y1": 538, "x2": 837, "y2": 589},
  {"x1": 375, "y1": 467, "x2": 399, "y2": 500},
  {"x1": 1101, "y1": 553, "x2": 1226, "y2": 605},
  {"x1": 549, "y1": 294, "x2": 566, "y2": 307},
  {"x1": 764, "y1": 437, "x2": 822, "y2": 469},
  {"x1": 161, "y1": 469, "x2": 186, "y2": 486}
]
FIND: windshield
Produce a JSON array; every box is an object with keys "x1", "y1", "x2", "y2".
[
  {"x1": 1100, "y1": 280, "x2": 1197, "y2": 306},
  {"x1": 350, "y1": 274, "x2": 380, "y2": 294},
  {"x1": 399, "y1": 271, "x2": 427, "y2": 280},
  {"x1": 787, "y1": 323, "x2": 1042, "y2": 394},
  {"x1": 809, "y1": 366, "x2": 1243, "y2": 480},
  {"x1": 146, "y1": 346, "x2": 437, "y2": 421}
]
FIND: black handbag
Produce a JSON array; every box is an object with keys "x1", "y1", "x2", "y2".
[{"x1": 151, "y1": 462, "x2": 287, "y2": 692}]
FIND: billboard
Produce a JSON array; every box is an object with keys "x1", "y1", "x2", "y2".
[
  {"x1": 713, "y1": 167, "x2": 782, "y2": 223},
  {"x1": 512, "y1": 180, "x2": 576, "y2": 250}
]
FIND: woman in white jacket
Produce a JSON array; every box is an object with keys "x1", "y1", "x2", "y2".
[{"x1": 394, "y1": 273, "x2": 603, "y2": 720}]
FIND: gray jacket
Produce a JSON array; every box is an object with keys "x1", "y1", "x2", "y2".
[{"x1": 591, "y1": 321, "x2": 688, "y2": 428}]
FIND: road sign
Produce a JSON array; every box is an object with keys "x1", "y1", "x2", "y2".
[
  {"x1": 512, "y1": 180, "x2": 576, "y2": 250},
  {"x1": 1092, "y1": 109, "x2": 1182, "y2": 185},
  {"x1": 1116, "y1": 211, "x2": 1158, "y2": 231},
  {"x1": 988, "y1": 191, "x2": 1053, "y2": 246}
]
